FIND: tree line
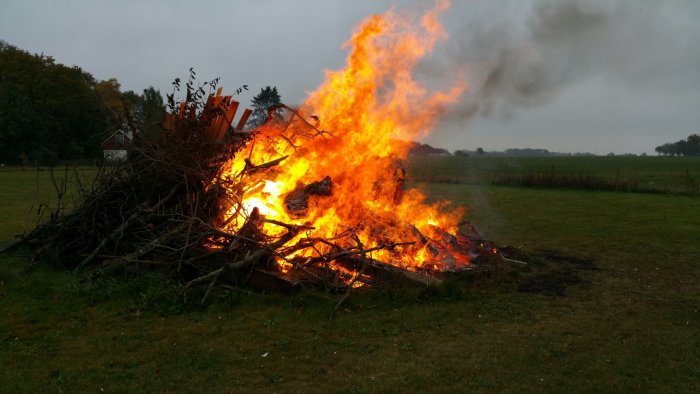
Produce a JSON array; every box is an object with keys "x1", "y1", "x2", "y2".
[
  {"x1": 0, "y1": 41, "x2": 164, "y2": 165},
  {"x1": 655, "y1": 134, "x2": 700, "y2": 156}
]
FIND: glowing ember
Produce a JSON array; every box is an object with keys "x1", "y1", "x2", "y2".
[{"x1": 217, "y1": 0, "x2": 475, "y2": 278}]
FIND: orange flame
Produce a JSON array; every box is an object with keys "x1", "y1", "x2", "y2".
[{"x1": 219, "y1": 0, "x2": 470, "y2": 274}]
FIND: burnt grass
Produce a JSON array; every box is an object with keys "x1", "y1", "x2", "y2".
[
  {"x1": 498, "y1": 247, "x2": 598, "y2": 297},
  {"x1": 390, "y1": 246, "x2": 599, "y2": 301},
  {"x1": 403, "y1": 247, "x2": 599, "y2": 303}
]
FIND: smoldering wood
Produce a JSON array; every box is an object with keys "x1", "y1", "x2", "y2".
[
  {"x1": 283, "y1": 176, "x2": 333, "y2": 218},
  {"x1": 334, "y1": 257, "x2": 443, "y2": 287},
  {"x1": 243, "y1": 155, "x2": 288, "y2": 174}
]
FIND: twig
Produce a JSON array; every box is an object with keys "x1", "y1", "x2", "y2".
[
  {"x1": 0, "y1": 237, "x2": 27, "y2": 253},
  {"x1": 75, "y1": 184, "x2": 180, "y2": 271},
  {"x1": 271, "y1": 104, "x2": 334, "y2": 138},
  {"x1": 331, "y1": 231, "x2": 368, "y2": 319},
  {"x1": 501, "y1": 256, "x2": 528, "y2": 265}
]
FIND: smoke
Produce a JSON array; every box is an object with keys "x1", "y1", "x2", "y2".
[
  {"x1": 432, "y1": 0, "x2": 700, "y2": 123},
  {"x1": 476, "y1": 1, "x2": 606, "y2": 113}
]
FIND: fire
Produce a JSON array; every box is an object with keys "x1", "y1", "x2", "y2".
[{"x1": 218, "y1": 0, "x2": 471, "y2": 277}]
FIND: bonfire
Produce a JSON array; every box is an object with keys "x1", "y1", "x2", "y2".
[{"x1": 4, "y1": 0, "x2": 502, "y2": 302}]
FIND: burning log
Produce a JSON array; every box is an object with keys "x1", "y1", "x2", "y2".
[
  {"x1": 335, "y1": 257, "x2": 443, "y2": 287},
  {"x1": 283, "y1": 176, "x2": 333, "y2": 218},
  {"x1": 243, "y1": 155, "x2": 288, "y2": 175},
  {"x1": 372, "y1": 158, "x2": 406, "y2": 205}
]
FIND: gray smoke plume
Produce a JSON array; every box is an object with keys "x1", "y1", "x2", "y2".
[{"x1": 434, "y1": 0, "x2": 700, "y2": 123}]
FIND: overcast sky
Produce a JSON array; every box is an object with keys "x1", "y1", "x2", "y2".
[{"x1": 1, "y1": 0, "x2": 698, "y2": 154}]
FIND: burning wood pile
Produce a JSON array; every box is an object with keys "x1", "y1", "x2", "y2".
[{"x1": 8, "y1": 1, "x2": 503, "y2": 300}]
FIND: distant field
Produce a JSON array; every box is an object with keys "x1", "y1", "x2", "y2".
[
  {"x1": 407, "y1": 155, "x2": 700, "y2": 194},
  {"x1": 1, "y1": 162, "x2": 699, "y2": 391}
]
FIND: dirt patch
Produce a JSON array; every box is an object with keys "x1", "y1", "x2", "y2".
[
  {"x1": 517, "y1": 270, "x2": 582, "y2": 296},
  {"x1": 536, "y1": 251, "x2": 598, "y2": 271},
  {"x1": 498, "y1": 247, "x2": 597, "y2": 296}
]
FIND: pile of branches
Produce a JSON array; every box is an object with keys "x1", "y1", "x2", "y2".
[
  {"x1": 3, "y1": 73, "x2": 505, "y2": 305},
  {"x1": 3, "y1": 75, "x2": 249, "y2": 287},
  {"x1": 0, "y1": 74, "x2": 417, "y2": 302}
]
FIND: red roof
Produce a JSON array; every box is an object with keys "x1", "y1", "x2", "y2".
[{"x1": 102, "y1": 130, "x2": 132, "y2": 150}]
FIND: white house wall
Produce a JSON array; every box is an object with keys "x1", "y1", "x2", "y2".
[{"x1": 103, "y1": 149, "x2": 127, "y2": 161}]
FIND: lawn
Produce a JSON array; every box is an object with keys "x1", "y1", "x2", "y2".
[
  {"x1": 407, "y1": 155, "x2": 700, "y2": 194},
  {"x1": 0, "y1": 167, "x2": 97, "y2": 242},
  {"x1": 1, "y1": 164, "x2": 699, "y2": 392}
]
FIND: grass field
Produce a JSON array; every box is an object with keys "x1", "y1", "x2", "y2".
[
  {"x1": 1, "y1": 160, "x2": 699, "y2": 392},
  {"x1": 0, "y1": 167, "x2": 97, "y2": 242},
  {"x1": 407, "y1": 155, "x2": 700, "y2": 194}
]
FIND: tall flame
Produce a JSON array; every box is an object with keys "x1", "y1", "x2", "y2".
[{"x1": 219, "y1": 0, "x2": 470, "y2": 273}]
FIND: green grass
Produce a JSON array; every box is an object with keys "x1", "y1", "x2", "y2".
[
  {"x1": 407, "y1": 155, "x2": 700, "y2": 194},
  {"x1": 1, "y1": 165, "x2": 699, "y2": 392},
  {"x1": 0, "y1": 167, "x2": 97, "y2": 242}
]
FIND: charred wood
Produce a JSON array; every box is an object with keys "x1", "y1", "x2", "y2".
[{"x1": 283, "y1": 176, "x2": 333, "y2": 218}]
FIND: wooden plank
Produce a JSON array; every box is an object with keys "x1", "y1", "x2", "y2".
[
  {"x1": 235, "y1": 108, "x2": 252, "y2": 132},
  {"x1": 215, "y1": 100, "x2": 239, "y2": 143},
  {"x1": 209, "y1": 104, "x2": 229, "y2": 142},
  {"x1": 164, "y1": 113, "x2": 175, "y2": 131},
  {"x1": 211, "y1": 95, "x2": 224, "y2": 109},
  {"x1": 167, "y1": 88, "x2": 253, "y2": 141},
  {"x1": 200, "y1": 95, "x2": 217, "y2": 130},
  {"x1": 209, "y1": 97, "x2": 232, "y2": 141},
  {"x1": 206, "y1": 96, "x2": 227, "y2": 139},
  {"x1": 203, "y1": 94, "x2": 215, "y2": 113},
  {"x1": 178, "y1": 102, "x2": 187, "y2": 119}
]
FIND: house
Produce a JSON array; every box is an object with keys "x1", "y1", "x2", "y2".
[{"x1": 102, "y1": 127, "x2": 133, "y2": 161}]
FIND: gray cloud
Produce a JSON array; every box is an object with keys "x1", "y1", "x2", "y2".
[{"x1": 1, "y1": 0, "x2": 698, "y2": 154}]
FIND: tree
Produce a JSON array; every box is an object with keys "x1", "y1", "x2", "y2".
[
  {"x1": 655, "y1": 134, "x2": 700, "y2": 157},
  {"x1": 0, "y1": 41, "x2": 107, "y2": 164},
  {"x1": 122, "y1": 90, "x2": 141, "y2": 122},
  {"x1": 0, "y1": 82, "x2": 47, "y2": 164},
  {"x1": 140, "y1": 86, "x2": 165, "y2": 139},
  {"x1": 476, "y1": 147, "x2": 484, "y2": 155},
  {"x1": 95, "y1": 78, "x2": 125, "y2": 129},
  {"x1": 249, "y1": 86, "x2": 282, "y2": 129},
  {"x1": 121, "y1": 87, "x2": 164, "y2": 140},
  {"x1": 685, "y1": 134, "x2": 700, "y2": 156}
]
